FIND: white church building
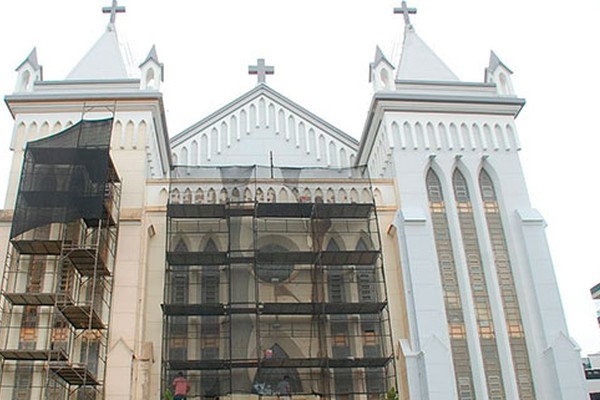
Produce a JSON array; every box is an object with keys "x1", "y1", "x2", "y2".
[{"x1": 0, "y1": 2, "x2": 588, "y2": 400}]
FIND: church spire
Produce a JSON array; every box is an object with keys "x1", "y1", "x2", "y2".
[
  {"x1": 14, "y1": 47, "x2": 43, "y2": 93},
  {"x1": 140, "y1": 45, "x2": 164, "y2": 90},
  {"x1": 393, "y1": 2, "x2": 459, "y2": 82}
]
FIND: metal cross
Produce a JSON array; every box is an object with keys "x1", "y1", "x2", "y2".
[
  {"x1": 394, "y1": 1, "x2": 417, "y2": 27},
  {"x1": 248, "y1": 58, "x2": 275, "y2": 84},
  {"x1": 102, "y1": 0, "x2": 126, "y2": 25}
]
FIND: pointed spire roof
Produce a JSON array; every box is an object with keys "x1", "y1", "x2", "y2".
[
  {"x1": 396, "y1": 27, "x2": 459, "y2": 82},
  {"x1": 16, "y1": 47, "x2": 41, "y2": 72},
  {"x1": 66, "y1": 28, "x2": 133, "y2": 80},
  {"x1": 369, "y1": 46, "x2": 394, "y2": 83},
  {"x1": 372, "y1": 46, "x2": 394, "y2": 68},
  {"x1": 139, "y1": 45, "x2": 161, "y2": 67},
  {"x1": 487, "y1": 50, "x2": 513, "y2": 74}
]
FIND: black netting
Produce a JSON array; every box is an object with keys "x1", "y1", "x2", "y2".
[{"x1": 10, "y1": 118, "x2": 118, "y2": 239}]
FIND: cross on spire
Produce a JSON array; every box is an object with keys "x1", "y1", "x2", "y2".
[
  {"x1": 248, "y1": 58, "x2": 274, "y2": 85},
  {"x1": 394, "y1": 1, "x2": 417, "y2": 27},
  {"x1": 102, "y1": 0, "x2": 126, "y2": 27}
]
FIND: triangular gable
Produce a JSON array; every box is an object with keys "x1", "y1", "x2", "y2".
[
  {"x1": 397, "y1": 28, "x2": 459, "y2": 82},
  {"x1": 170, "y1": 84, "x2": 358, "y2": 168}
]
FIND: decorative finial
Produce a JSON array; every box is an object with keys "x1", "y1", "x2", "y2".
[
  {"x1": 102, "y1": 0, "x2": 126, "y2": 30},
  {"x1": 248, "y1": 58, "x2": 274, "y2": 85},
  {"x1": 394, "y1": 1, "x2": 417, "y2": 28}
]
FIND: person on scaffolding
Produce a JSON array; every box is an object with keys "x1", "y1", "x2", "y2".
[
  {"x1": 172, "y1": 371, "x2": 191, "y2": 400},
  {"x1": 276, "y1": 375, "x2": 292, "y2": 400}
]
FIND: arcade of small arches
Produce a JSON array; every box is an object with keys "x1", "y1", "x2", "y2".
[
  {"x1": 171, "y1": 96, "x2": 357, "y2": 168},
  {"x1": 13, "y1": 118, "x2": 150, "y2": 151},
  {"x1": 164, "y1": 185, "x2": 384, "y2": 206},
  {"x1": 367, "y1": 120, "x2": 520, "y2": 178},
  {"x1": 387, "y1": 120, "x2": 519, "y2": 153}
]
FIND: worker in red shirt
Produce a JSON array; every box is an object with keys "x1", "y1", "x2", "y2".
[{"x1": 172, "y1": 372, "x2": 191, "y2": 400}]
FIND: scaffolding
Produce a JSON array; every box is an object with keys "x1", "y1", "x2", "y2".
[
  {"x1": 0, "y1": 119, "x2": 121, "y2": 400},
  {"x1": 162, "y1": 166, "x2": 396, "y2": 399}
]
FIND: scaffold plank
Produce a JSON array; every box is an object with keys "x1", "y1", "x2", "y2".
[
  {"x1": 0, "y1": 349, "x2": 68, "y2": 361},
  {"x1": 49, "y1": 363, "x2": 99, "y2": 386}
]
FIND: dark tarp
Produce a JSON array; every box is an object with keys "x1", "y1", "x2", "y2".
[{"x1": 10, "y1": 118, "x2": 116, "y2": 239}]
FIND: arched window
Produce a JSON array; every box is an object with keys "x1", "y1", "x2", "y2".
[
  {"x1": 426, "y1": 169, "x2": 475, "y2": 398},
  {"x1": 453, "y1": 169, "x2": 505, "y2": 399},
  {"x1": 145, "y1": 68, "x2": 156, "y2": 89},
  {"x1": 200, "y1": 239, "x2": 221, "y2": 395},
  {"x1": 18, "y1": 70, "x2": 31, "y2": 92},
  {"x1": 479, "y1": 170, "x2": 535, "y2": 399}
]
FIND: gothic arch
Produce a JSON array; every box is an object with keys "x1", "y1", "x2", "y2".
[
  {"x1": 449, "y1": 123, "x2": 461, "y2": 150},
  {"x1": 125, "y1": 120, "x2": 135, "y2": 148},
  {"x1": 472, "y1": 123, "x2": 484, "y2": 150},
  {"x1": 373, "y1": 188, "x2": 383, "y2": 205},
  {"x1": 159, "y1": 188, "x2": 168, "y2": 205},
  {"x1": 182, "y1": 188, "x2": 192, "y2": 204},
  {"x1": 278, "y1": 188, "x2": 288, "y2": 202},
  {"x1": 190, "y1": 140, "x2": 198, "y2": 165},
  {"x1": 403, "y1": 122, "x2": 413, "y2": 150},
  {"x1": 221, "y1": 122, "x2": 228, "y2": 150},
  {"x1": 349, "y1": 188, "x2": 359, "y2": 203},
  {"x1": 259, "y1": 97, "x2": 266, "y2": 128},
  {"x1": 249, "y1": 104, "x2": 257, "y2": 131},
  {"x1": 240, "y1": 109, "x2": 248, "y2": 135},
  {"x1": 506, "y1": 124, "x2": 519, "y2": 150},
  {"x1": 194, "y1": 188, "x2": 205, "y2": 204},
  {"x1": 170, "y1": 188, "x2": 181, "y2": 204},
  {"x1": 207, "y1": 188, "x2": 217, "y2": 204},
  {"x1": 113, "y1": 121, "x2": 123, "y2": 148},
  {"x1": 438, "y1": 122, "x2": 449, "y2": 150},
  {"x1": 329, "y1": 141, "x2": 338, "y2": 167},
  {"x1": 268, "y1": 102, "x2": 276, "y2": 129},
  {"x1": 495, "y1": 124, "x2": 507, "y2": 150},
  {"x1": 338, "y1": 188, "x2": 348, "y2": 203},
  {"x1": 460, "y1": 123, "x2": 472, "y2": 150},
  {"x1": 26, "y1": 122, "x2": 38, "y2": 145},
  {"x1": 483, "y1": 124, "x2": 496, "y2": 150},
  {"x1": 231, "y1": 115, "x2": 239, "y2": 142},
  {"x1": 415, "y1": 122, "x2": 426, "y2": 149},
  {"x1": 278, "y1": 109, "x2": 286, "y2": 136},
  {"x1": 267, "y1": 187, "x2": 276, "y2": 203},
  {"x1": 39, "y1": 122, "x2": 49, "y2": 139}
]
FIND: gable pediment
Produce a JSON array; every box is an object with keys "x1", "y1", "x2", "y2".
[{"x1": 170, "y1": 85, "x2": 358, "y2": 168}]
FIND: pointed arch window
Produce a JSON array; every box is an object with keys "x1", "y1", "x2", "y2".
[
  {"x1": 426, "y1": 169, "x2": 475, "y2": 400},
  {"x1": 169, "y1": 240, "x2": 189, "y2": 364},
  {"x1": 479, "y1": 170, "x2": 536, "y2": 399},
  {"x1": 453, "y1": 169, "x2": 506, "y2": 399}
]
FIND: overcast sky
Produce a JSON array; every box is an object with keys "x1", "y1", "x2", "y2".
[{"x1": 1, "y1": 0, "x2": 599, "y2": 355}]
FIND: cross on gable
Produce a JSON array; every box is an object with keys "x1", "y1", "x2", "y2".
[
  {"x1": 102, "y1": 0, "x2": 126, "y2": 26},
  {"x1": 248, "y1": 58, "x2": 275, "y2": 85},
  {"x1": 394, "y1": 1, "x2": 417, "y2": 27}
]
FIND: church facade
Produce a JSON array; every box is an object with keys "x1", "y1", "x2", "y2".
[{"x1": 0, "y1": 3, "x2": 588, "y2": 400}]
